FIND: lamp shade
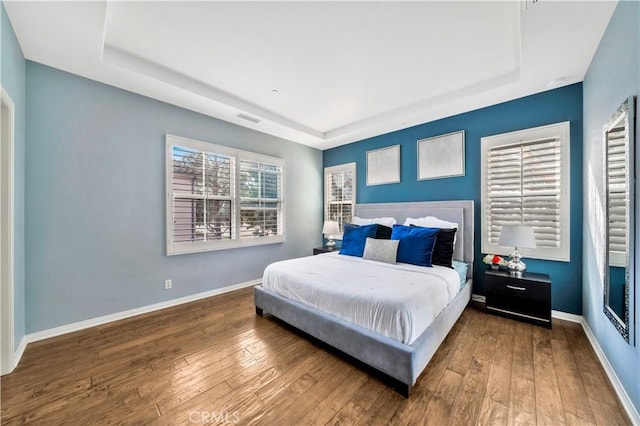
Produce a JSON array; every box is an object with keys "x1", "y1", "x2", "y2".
[
  {"x1": 322, "y1": 221, "x2": 340, "y2": 235},
  {"x1": 499, "y1": 225, "x2": 537, "y2": 249}
]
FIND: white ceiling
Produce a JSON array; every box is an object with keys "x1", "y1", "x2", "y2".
[{"x1": 4, "y1": 1, "x2": 616, "y2": 150}]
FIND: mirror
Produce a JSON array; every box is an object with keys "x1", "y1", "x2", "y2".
[{"x1": 604, "y1": 96, "x2": 636, "y2": 344}]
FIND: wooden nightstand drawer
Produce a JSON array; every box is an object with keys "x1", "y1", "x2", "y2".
[
  {"x1": 485, "y1": 270, "x2": 551, "y2": 328},
  {"x1": 487, "y1": 275, "x2": 548, "y2": 302}
]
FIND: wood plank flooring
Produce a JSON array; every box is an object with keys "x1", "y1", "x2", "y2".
[{"x1": 0, "y1": 287, "x2": 630, "y2": 425}]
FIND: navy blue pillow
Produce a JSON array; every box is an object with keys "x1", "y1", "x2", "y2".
[
  {"x1": 375, "y1": 225, "x2": 393, "y2": 240},
  {"x1": 409, "y1": 225, "x2": 457, "y2": 268},
  {"x1": 391, "y1": 224, "x2": 439, "y2": 267},
  {"x1": 340, "y1": 223, "x2": 378, "y2": 257}
]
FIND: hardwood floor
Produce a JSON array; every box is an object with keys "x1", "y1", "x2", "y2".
[{"x1": 0, "y1": 287, "x2": 630, "y2": 425}]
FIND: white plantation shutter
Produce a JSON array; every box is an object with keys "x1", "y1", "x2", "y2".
[
  {"x1": 324, "y1": 163, "x2": 356, "y2": 234},
  {"x1": 170, "y1": 144, "x2": 236, "y2": 248},
  {"x1": 239, "y1": 155, "x2": 284, "y2": 240},
  {"x1": 166, "y1": 135, "x2": 284, "y2": 255},
  {"x1": 482, "y1": 122, "x2": 570, "y2": 261},
  {"x1": 607, "y1": 124, "x2": 628, "y2": 266},
  {"x1": 487, "y1": 138, "x2": 561, "y2": 247}
]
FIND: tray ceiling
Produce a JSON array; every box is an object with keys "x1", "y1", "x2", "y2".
[{"x1": 4, "y1": 1, "x2": 616, "y2": 149}]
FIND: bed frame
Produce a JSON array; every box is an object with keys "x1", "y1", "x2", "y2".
[{"x1": 254, "y1": 200, "x2": 474, "y2": 397}]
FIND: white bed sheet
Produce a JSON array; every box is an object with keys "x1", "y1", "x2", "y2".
[{"x1": 262, "y1": 252, "x2": 461, "y2": 344}]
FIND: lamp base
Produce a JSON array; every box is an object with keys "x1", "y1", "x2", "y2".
[
  {"x1": 507, "y1": 248, "x2": 526, "y2": 276},
  {"x1": 326, "y1": 237, "x2": 336, "y2": 247}
]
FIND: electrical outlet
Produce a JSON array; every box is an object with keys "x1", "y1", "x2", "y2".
[{"x1": 165, "y1": 279, "x2": 172, "y2": 290}]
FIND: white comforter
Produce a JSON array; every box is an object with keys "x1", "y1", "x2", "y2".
[{"x1": 262, "y1": 252, "x2": 461, "y2": 345}]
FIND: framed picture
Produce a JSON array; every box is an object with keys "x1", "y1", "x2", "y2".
[
  {"x1": 417, "y1": 131, "x2": 465, "y2": 180},
  {"x1": 366, "y1": 145, "x2": 401, "y2": 186}
]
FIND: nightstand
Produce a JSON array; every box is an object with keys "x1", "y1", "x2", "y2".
[
  {"x1": 485, "y1": 269, "x2": 552, "y2": 328},
  {"x1": 313, "y1": 246, "x2": 337, "y2": 255}
]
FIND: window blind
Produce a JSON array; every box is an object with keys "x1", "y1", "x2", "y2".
[
  {"x1": 487, "y1": 137, "x2": 562, "y2": 249},
  {"x1": 607, "y1": 124, "x2": 628, "y2": 257},
  {"x1": 325, "y1": 165, "x2": 355, "y2": 232}
]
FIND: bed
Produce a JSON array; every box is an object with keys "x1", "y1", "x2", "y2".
[{"x1": 254, "y1": 200, "x2": 474, "y2": 397}]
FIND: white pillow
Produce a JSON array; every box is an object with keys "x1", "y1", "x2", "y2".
[
  {"x1": 403, "y1": 216, "x2": 459, "y2": 246},
  {"x1": 403, "y1": 216, "x2": 458, "y2": 229},
  {"x1": 351, "y1": 216, "x2": 397, "y2": 227}
]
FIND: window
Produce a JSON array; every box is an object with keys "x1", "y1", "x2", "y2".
[
  {"x1": 167, "y1": 135, "x2": 284, "y2": 255},
  {"x1": 481, "y1": 122, "x2": 570, "y2": 261},
  {"x1": 324, "y1": 163, "x2": 356, "y2": 235}
]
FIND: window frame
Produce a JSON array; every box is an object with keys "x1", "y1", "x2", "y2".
[
  {"x1": 324, "y1": 162, "x2": 356, "y2": 239},
  {"x1": 481, "y1": 121, "x2": 570, "y2": 262},
  {"x1": 166, "y1": 134, "x2": 285, "y2": 256}
]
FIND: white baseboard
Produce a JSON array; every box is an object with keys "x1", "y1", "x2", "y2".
[
  {"x1": 551, "y1": 310, "x2": 582, "y2": 323},
  {"x1": 2, "y1": 336, "x2": 27, "y2": 376},
  {"x1": 23, "y1": 279, "x2": 260, "y2": 346},
  {"x1": 471, "y1": 294, "x2": 486, "y2": 303},
  {"x1": 13, "y1": 336, "x2": 26, "y2": 371},
  {"x1": 580, "y1": 319, "x2": 640, "y2": 425}
]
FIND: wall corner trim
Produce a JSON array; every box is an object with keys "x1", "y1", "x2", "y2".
[
  {"x1": 12, "y1": 279, "x2": 260, "y2": 369},
  {"x1": 581, "y1": 319, "x2": 640, "y2": 425}
]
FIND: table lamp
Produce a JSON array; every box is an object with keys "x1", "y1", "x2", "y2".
[
  {"x1": 499, "y1": 225, "x2": 537, "y2": 275},
  {"x1": 322, "y1": 221, "x2": 340, "y2": 247}
]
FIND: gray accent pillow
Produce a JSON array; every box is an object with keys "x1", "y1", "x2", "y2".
[{"x1": 362, "y1": 237, "x2": 399, "y2": 264}]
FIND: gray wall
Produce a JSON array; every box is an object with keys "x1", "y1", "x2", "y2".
[
  {"x1": 25, "y1": 62, "x2": 322, "y2": 333},
  {"x1": 583, "y1": 0, "x2": 640, "y2": 414},
  {"x1": 1, "y1": 3, "x2": 25, "y2": 351}
]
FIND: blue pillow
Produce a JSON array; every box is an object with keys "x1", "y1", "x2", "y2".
[
  {"x1": 391, "y1": 224, "x2": 439, "y2": 267},
  {"x1": 340, "y1": 223, "x2": 378, "y2": 257}
]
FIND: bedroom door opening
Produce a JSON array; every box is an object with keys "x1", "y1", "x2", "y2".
[{"x1": 0, "y1": 87, "x2": 15, "y2": 375}]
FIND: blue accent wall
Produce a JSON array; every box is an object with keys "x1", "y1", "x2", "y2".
[
  {"x1": 25, "y1": 62, "x2": 322, "y2": 333},
  {"x1": 324, "y1": 84, "x2": 583, "y2": 314},
  {"x1": 583, "y1": 0, "x2": 640, "y2": 415},
  {"x1": 1, "y1": 3, "x2": 26, "y2": 352}
]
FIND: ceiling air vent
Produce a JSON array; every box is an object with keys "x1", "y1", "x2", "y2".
[{"x1": 237, "y1": 113, "x2": 261, "y2": 124}]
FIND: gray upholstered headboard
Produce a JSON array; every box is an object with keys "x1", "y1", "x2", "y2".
[{"x1": 354, "y1": 200, "x2": 474, "y2": 279}]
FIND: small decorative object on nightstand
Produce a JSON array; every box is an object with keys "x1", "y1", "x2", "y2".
[
  {"x1": 322, "y1": 221, "x2": 340, "y2": 248},
  {"x1": 483, "y1": 254, "x2": 507, "y2": 270},
  {"x1": 313, "y1": 246, "x2": 337, "y2": 255},
  {"x1": 485, "y1": 269, "x2": 552, "y2": 328},
  {"x1": 499, "y1": 225, "x2": 537, "y2": 276}
]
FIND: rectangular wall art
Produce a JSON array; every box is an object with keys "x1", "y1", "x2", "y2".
[
  {"x1": 366, "y1": 145, "x2": 401, "y2": 186},
  {"x1": 417, "y1": 131, "x2": 465, "y2": 180}
]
